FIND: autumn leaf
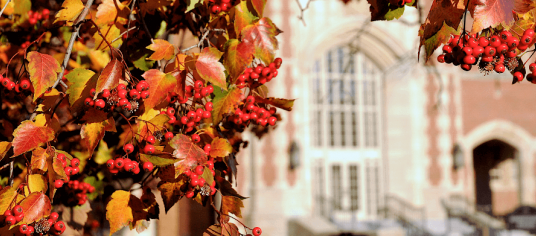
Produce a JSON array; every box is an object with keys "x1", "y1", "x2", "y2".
[
  {"x1": 65, "y1": 68, "x2": 98, "y2": 114},
  {"x1": 106, "y1": 190, "x2": 134, "y2": 235},
  {"x1": 253, "y1": 85, "x2": 269, "y2": 98},
  {"x1": 0, "y1": 141, "x2": 11, "y2": 162},
  {"x1": 255, "y1": 97, "x2": 295, "y2": 111},
  {"x1": 420, "y1": 21, "x2": 458, "y2": 60},
  {"x1": 95, "y1": 59, "x2": 124, "y2": 96},
  {"x1": 212, "y1": 86, "x2": 243, "y2": 124},
  {"x1": 94, "y1": 24, "x2": 123, "y2": 50},
  {"x1": 472, "y1": 0, "x2": 534, "y2": 33},
  {"x1": 234, "y1": 1, "x2": 259, "y2": 37},
  {"x1": 224, "y1": 39, "x2": 255, "y2": 81},
  {"x1": 80, "y1": 110, "x2": 116, "y2": 156},
  {"x1": 20, "y1": 192, "x2": 52, "y2": 225},
  {"x1": 94, "y1": 0, "x2": 130, "y2": 26},
  {"x1": 27, "y1": 51, "x2": 62, "y2": 102},
  {"x1": 61, "y1": 202, "x2": 92, "y2": 233},
  {"x1": 203, "y1": 223, "x2": 240, "y2": 236},
  {"x1": 141, "y1": 69, "x2": 178, "y2": 108},
  {"x1": 221, "y1": 196, "x2": 244, "y2": 219},
  {"x1": 201, "y1": 167, "x2": 214, "y2": 186},
  {"x1": 94, "y1": 140, "x2": 113, "y2": 165},
  {"x1": 157, "y1": 175, "x2": 187, "y2": 212},
  {"x1": 139, "y1": 146, "x2": 179, "y2": 167},
  {"x1": 12, "y1": 121, "x2": 55, "y2": 156},
  {"x1": 30, "y1": 147, "x2": 48, "y2": 173},
  {"x1": 210, "y1": 137, "x2": 232, "y2": 158},
  {"x1": 54, "y1": 0, "x2": 84, "y2": 25},
  {"x1": 241, "y1": 17, "x2": 280, "y2": 65},
  {"x1": 250, "y1": 0, "x2": 267, "y2": 17},
  {"x1": 170, "y1": 134, "x2": 207, "y2": 173},
  {"x1": 138, "y1": 109, "x2": 170, "y2": 139},
  {"x1": 28, "y1": 174, "x2": 47, "y2": 193},
  {"x1": 147, "y1": 39, "x2": 175, "y2": 61},
  {"x1": 196, "y1": 47, "x2": 227, "y2": 90},
  {"x1": 216, "y1": 177, "x2": 247, "y2": 199},
  {"x1": 0, "y1": 187, "x2": 17, "y2": 215},
  {"x1": 130, "y1": 188, "x2": 159, "y2": 232}
]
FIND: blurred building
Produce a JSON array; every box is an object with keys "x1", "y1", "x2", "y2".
[{"x1": 120, "y1": 1, "x2": 536, "y2": 236}]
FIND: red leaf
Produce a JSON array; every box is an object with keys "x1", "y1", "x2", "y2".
[
  {"x1": 472, "y1": 0, "x2": 534, "y2": 33},
  {"x1": 142, "y1": 69, "x2": 178, "y2": 108},
  {"x1": 170, "y1": 134, "x2": 207, "y2": 174},
  {"x1": 196, "y1": 47, "x2": 227, "y2": 90},
  {"x1": 224, "y1": 39, "x2": 255, "y2": 81},
  {"x1": 12, "y1": 121, "x2": 55, "y2": 156},
  {"x1": 95, "y1": 59, "x2": 124, "y2": 97},
  {"x1": 241, "y1": 17, "x2": 281, "y2": 65},
  {"x1": 254, "y1": 97, "x2": 295, "y2": 111},
  {"x1": 80, "y1": 109, "x2": 116, "y2": 155},
  {"x1": 146, "y1": 39, "x2": 175, "y2": 61},
  {"x1": 20, "y1": 192, "x2": 52, "y2": 225},
  {"x1": 27, "y1": 51, "x2": 61, "y2": 102},
  {"x1": 212, "y1": 86, "x2": 243, "y2": 124}
]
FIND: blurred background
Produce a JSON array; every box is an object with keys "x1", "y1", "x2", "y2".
[{"x1": 118, "y1": 0, "x2": 536, "y2": 235}]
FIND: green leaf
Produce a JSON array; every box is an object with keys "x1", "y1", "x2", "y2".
[
  {"x1": 384, "y1": 6, "x2": 404, "y2": 20},
  {"x1": 419, "y1": 22, "x2": 457, "y2": 61},
  {"x1": 139, "y1": 152, "x2": 180, "y2": 167},
  {"x1": 65, "y1": 68, "x2": 98, "y2": 114},
  {"x1": 211, "y1": 86, "x2": 243, "y2": 124},
  {"x1": 196, "y1": 47, "x2": 227, "y2": 90}
]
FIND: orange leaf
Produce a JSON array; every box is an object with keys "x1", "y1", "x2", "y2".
[
  {"x1": 250, "y1": 0, "x2": 267, "y2": 17},
  {"x1": 472, "y1": 0, "x2": 534, "y2": 33},
  {"x1": 254, "y1": 97, "x2": 295, "y2": 111},
  {"x1": 224, "y1": 39, "x2": 254, "y2": 81},
  {"x1": 138, "y1": 110, "x2": 170, "y2": 140},
  {"x1": 141, "y1": 69, "x2": 178, "y2": 108},
  {"x1": 0, "y1": 187, "x2": 17, "y2": 215},
  {"x1": 234, "y1": 1, "x2": 258, "y2": 37},
  {"x1": 106, "y1": 190, "x2": 133, "y2": 235},
  {"x1": 30, "y1": 147, "x2": 48, "y2": 173},
  {"x1": 210, "y1": 137, "x2": 232, "y2": 158},
  {"x1": 20, "y1": 192, "x2": 52, "y2": 225},
  {"x1": 27, "y1": 51, "x2": 61, "y2": 102},
  {"x1": 203, "y1": 223, "x2": 240, "y2": 236},
  {"x1": 170, "y1": 134, "x2": 207, "y2": 174},
  {"x1": 146, "y1": 39, "x2": 175, "y2": 61},
  {"x1": 0, "y1": 141, "x2": 11, "y2": 162},
  {"x1": 80, "y1": 109, "x2": 116, "y2": 156},
  {"x1": 211, "y1": 86, "x2": 243, "y2": 125},
  {"x1": 54, "y1": 0, "x2": 84, "y2": 25},
  {"x1": 94, "y1": 0, "x2": 129, "y2": 26},
  {"x1": 95, "y1": 59, "x2": 124, "y2": 97},
  {"x1": 241, "y1": 17, "x2": 280, "y2": 65},
  {"x1": 157, "y1": 175, "x2": 188, "y2": 212},
  {"x1": 196, "y1": 47, "x2": 227, "y2": 90},
  {"x1": 221, "y1": 196, "x2": 244, "y2": 219},
  {"x1": 12, "y1": 121, "x2": 55, "y2": 156}
]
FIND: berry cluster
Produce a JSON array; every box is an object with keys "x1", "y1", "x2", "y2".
[
  {"x1": 183, "y1": 158, "x2": 216, "y2": 198},
  {"x1": 27, "y1": 9, "x2": 50, "y2": 25},
  {"x1": 236, "y1": 58, "x2": 281, "y2": 88},
  {"x1": 18, "y1": 213, "x2": 65, "y2": 236},
  {"x1": 3, "y1": 205, "x2": 25, "y2": 227},
  {"x1": 84, "y1": 81, "x2": 150, "y2": 113},
  {"x1": 60, "y1": 180, "x2": 95, "y2": 206},
  {"x1": 53, "y1": 153, "x2": 80, "y2": 186},
  {"x1": 106, "y1": 156, "x2": 154, "y2": 175},
  {"x1": 0, "y1": 75, "x2": 32, "y2": 93},
  {"x1": 437, "y1": 30, "x2": 534, "y2": 82},
  {"x1": 229, "y1": 96, "x2": 278, "y2": 127},
  {"x1": 209, "y1": 0, "x2": 233, "y2": 14},
  {"x1": 173, "y1": 102, "x2": 213, "y2": 132}
]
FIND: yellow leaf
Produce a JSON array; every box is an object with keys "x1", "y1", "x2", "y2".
[
  {"x1": 28, "y1": 174, "x2": 48, "y2": 193},
  {"x1": 54, "y1": 0, "x2": 84, "y2": 25},
  {"x1": 89, "y1": 49, "x2": 111, "y2": 71},
  {"x1": 146, "y1": 39, "x2": 175, "y2": 61},
  {"x1": 0, "y1": 141, "x2": 11, "y2": 162},
  {"x1": 94, "y1": 0, "x2": 129, "y2": 26},
  {"x1": 106, "y1": 190, "x2": 134, "y2": 235},
  {"x1": 93, "y1": 24, "x2": 122, "y2": 51},
  {"x1": 94, "y1": 140, "x2": 113, "y2": 165},
  {"x1": 0, "y1": 0, "x2": 14, "y2": 15}
]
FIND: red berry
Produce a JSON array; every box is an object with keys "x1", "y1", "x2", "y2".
[
  {"x1": 5, "y1": 215, "x2": 16, "y2": 225},
  {"x1": 514, "y1": 71, "x2": 524, "y2": 82},
  {"x1": 144, "y1": 144, "x2": 155, "y2": 154},
  {"x1": 13, "y1": 205, "x2": 23, "y2": 216},
  {"x1": 124, "y1": 143, "x2": 134, "y2": 154},
  {"x1": 101, "y1": 89, "x2": 110, "y2": 98},
  {"x1": 14, "y1": 213, "x2": 23, "y2": 222},
  {"x1": 54, "y1": 221, "x2": 65, "y2": 232},
  {"x1": 19, "y1": 79, "x2": 31, "y2": 90},
  {"x1": 268, "y1": 116, "x2": 277, "y2": 126},
  {"x1": 194, "y1": 80, "x2": 203, "y2": 89},
  {"x1": 205, "y1": 102, "x2": 213, "y2": 111},
  {"x1": 129, "y1": 89, "x2": 140, "y2": 100},
  {"x1": 95, "y1": 99, "x2": 106, "y2": 109},
  {"x1": 185, "y1": 190, "x2": 194, "y2": 198},
  {"x1": 55, "y1": 179, "x2": 64, "y2": 188},
  {"x1": 252, "y1": 227, "x2": 262, "y2": 236},
  {"x1": 437, "y1": 55, "x2": 445, "y2": 63},
  {"x1": 191, "y1": 134, "x2": 200, "y2": 143},
  {"x1": 203, "y1": 110, "x2": 211, "y2": 119},
  {"x1": 115, "y1": 158, "x2": 124, "y2": 169},
  {"x1": 19, "y1": 224, "x2": 28, "y2": 234},
  {"x1": 27, "y1": 225, "x2": 34, "y2": 234},
  {"x1": 49, "y1": 212, "x2": 59, "y2": 222},
  {"x1": 495, "y1": 63, "x2": 506, "y2": 73},
  {"x1": 106, "y1": 159, "x2": 115, "y2": 169},
  {"x1": 166, "y1": 107, "x2": 175, "y2": 117},
  {"x1": 4, "y1": 210, "x2": 12, "y2": 216},
  {"x1": 72, "y1": 166, "x2": 80, "y2": 175},
  {"x1": 146, "y1": 135, "x2": 156, "y2": 144},
  {"x1": 274, "y1": 58, "x2": 283, "y2": 69},
  {"x1": 118, "y1": 89, "x2": 128, "y2": 99},
  {"x1": 71, "y1": 158, "x2": 80, "y2": 167},
  {"x1": 165, "y1": 132, "x2": 174, "y2": 141},
  {"x1": 195, "y1": 165, "x2": 204, "y2": 175},
  {"x1": 143, "y1": 162, "x2": 154, "y2": 172}
]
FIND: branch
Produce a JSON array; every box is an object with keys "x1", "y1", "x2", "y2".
[
  {"x1": 295, "y1": 0, "x2": 314, "y2": 26},
  {"x1": 0, "y1": 0, "x2": 11, "y2": 18},
  {"x1": 53, "y1": 0, "x2": 95, "y2": 90},
  {"x1": 136, "y1": 3, "x2": 162, "y2": 69},
  {"x1": 112, "y1": 26, "x2": 137, "y2": 43},
  {"x1": 180, "y1": 29, "x2": 225, "y2": 53}
]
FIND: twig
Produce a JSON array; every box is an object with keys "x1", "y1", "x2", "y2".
[
  {"x1": 126, "y1": 0, "x2": 137, "y2": 38},
  {"x1": 112, "y1": 26, "x2": 137, "y2": 43},
  {"x1": 295, "y1": 0, "x2": 314, "y2": 26},
  {"x1": 9, "y1": 161, "x2": 13, "y2": 186},
  {"x1": 181, "y1": 29, "x2": 212, "y2": 53},
  {"x1": 0, "y1": 163, "x2": 9, "y2": 171},
  {"x1": 53, "y1": 0, "x2": 95, "y2": 89},
  {"x1": 0, "y1": 0, "x2": 11, "y2": 17}
]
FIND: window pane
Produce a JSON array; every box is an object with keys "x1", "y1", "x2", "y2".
[
  {"x1": 366, "y1": 164, "x2": 372, "y2": 215},
  {"x1": 317, "y1": 111, "x2": 322, "y2": 146},
  {"x1": 341, "y1": 112, "x2": 345, "y2": 146},
  {"x1": 332, "y1": 165, "x2": 341, "y2": 210},
  {"x1": 317, "y1": 164, "x2": 325, "y2": 216},
  {"x1": 338, "y1": 47, "x2": 344, "y2": 73},
  {"x1": 330, "y1": 112, "x2": 335, "y2": 146},
  {"x1": 352, "y1": 112, "x2": 358, "y2": 147},
  {"x1": 339, "y1": 79, "x2": 344, "y2": 105},
  {"x1": 350, "y1": 165, "x2": 359, "y2": 211},
  {"x1": 374, "y1": 165, "x2": 380, "y2": 215},
  {"x1": 327, "y1": 51, "x2": 333, "y2": 73},
  {"x1": 350, "y1": 80, "x2": 356, "y2": 105}
]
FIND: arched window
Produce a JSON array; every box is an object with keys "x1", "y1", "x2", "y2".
[{"x1": 311, "y1": 46, "x2": 383, "y2": 222}]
